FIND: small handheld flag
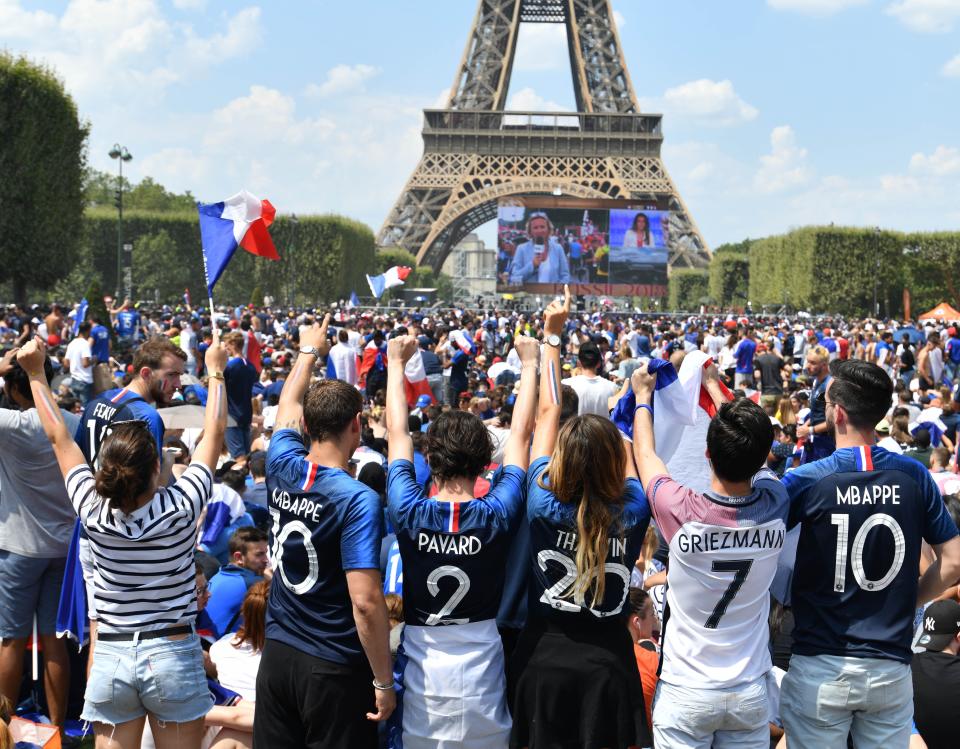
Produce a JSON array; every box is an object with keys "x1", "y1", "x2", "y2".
[
  {"x1": 72, "y1": 298, "x2": 88, "y2": 336},
  {"x1": 197, "y1": 190, "x2": 280, "y2": 296},
  {"x1": 366, "y1": 266, "x2": 411, "y2": 299},
  {"x1": 348, "y1": 291, "x2": 360, "y2": 309}
]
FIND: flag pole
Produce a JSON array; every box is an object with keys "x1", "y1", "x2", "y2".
[{"x1": 201, "y1": 248, "x2": 216, "y2": 331}]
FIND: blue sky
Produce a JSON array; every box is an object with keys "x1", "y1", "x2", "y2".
[{"x1": 3, "y1": 0, "x2": 959, "y2": 248}]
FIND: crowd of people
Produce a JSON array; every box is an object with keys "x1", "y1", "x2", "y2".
[{"x1": 3, "y1": 291, "x2": 960, "y2": 748}]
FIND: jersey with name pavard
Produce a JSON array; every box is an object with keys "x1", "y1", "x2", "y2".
[
  {"x1": 526, "y1": 456, "x2": 650, "y2": 623},
  {"x1": 647, "y1": 469, "x2": 789, "y2": 688},
  {"x1": 784, "y1": 445, "x2": 959, "y2": 663},
  {"x1": 265, "y1": 429, "x2": 383, "y2": 665},
  {"x1": 387, "y1": 459, "x2": 524, "y2": 626}
]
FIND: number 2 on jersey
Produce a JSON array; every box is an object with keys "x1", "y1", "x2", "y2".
[
  {"x1": 425, "y1": 565, "x2": 470, "y2": 625},
  {"x1": 704, "y1": 559, "x2": 753, "y2": 629}
]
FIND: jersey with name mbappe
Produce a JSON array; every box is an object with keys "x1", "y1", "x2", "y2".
[
  {"x1": 387, "y1": 459, "x2": 524, "y2": 626},
  {"x1": 647, "y1": 469, "x2": 789, "y2": 689},
  {"x1": 784, "y1": 445, "x2": 958, "y2": 663},
  {"x1": 526, "y1": 456, "x2": 650, "y2": 623},
  {"x1": 265, "y1": 429, "x2": 383, "y2": 665}
]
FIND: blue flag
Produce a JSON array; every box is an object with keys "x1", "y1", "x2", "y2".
[
  {"x1": 72, "y1": 298, "x2": 89, "y2": 336},
  {"x1": 349, "y1": 291, "x2": 360, "y2": 309}
]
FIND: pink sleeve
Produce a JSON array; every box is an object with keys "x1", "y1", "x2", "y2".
[{"x1": 645, "y1": 474, "x2": 691, "y2": 544}]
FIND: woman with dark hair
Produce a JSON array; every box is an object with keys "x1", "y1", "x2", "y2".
[
  {"x1": 509, "y1": 287, "x2": 652, "y2": 749},
  {"x1": 384, "y1": 332, "x2": 539, "y2": 749},
  {"x1": 623, "y1": 212, "x2": 652, "y2": 248},
  {"x1": 18, "y1": 332, "x2": 227, "y2": 749}
]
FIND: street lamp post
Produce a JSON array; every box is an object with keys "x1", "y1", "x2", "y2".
[
  {"x1": 288, "y1": 213, "x2": 299, "y2": 306},
  {"x1": 109, "y1": 144, "x2": 133, "y2": 299},
  {"x1": 873, "y1": 227, "x2": 881, "y2": 318}
]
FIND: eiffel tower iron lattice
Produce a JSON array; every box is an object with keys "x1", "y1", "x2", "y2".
[{"x1": 377, "y1": 0, "x2": 710, "y2": 273}]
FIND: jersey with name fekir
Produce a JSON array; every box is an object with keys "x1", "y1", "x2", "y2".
[
  {"x1": 783, "y1": 445, "x2": 958, "y2": 663},
  {"x1": 75, "y1": 387, "x2": 164, "y2": 465},
  {"x1": 386, "y1": 459, "x2": 524, "y2": 625},
  {"x1": 647, "y1": 469, "x2": 789, "y2": 688},
  {"x1": 527, "y1": 456, "x2": 650, "y2": 623},
  {"x1": 265, "y1": 429, "x2": 383, "y2": 665}
]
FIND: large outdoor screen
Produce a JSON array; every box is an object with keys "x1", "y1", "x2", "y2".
[{"x1": 496, "y1": 197, "x2": 670, "y2": 297}]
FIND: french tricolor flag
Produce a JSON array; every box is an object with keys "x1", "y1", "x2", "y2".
[
  {"x1": 450, "y1": 329, "x2": 477, "y2": 356},
  {"x1": 366, "y1": 266, "x2": 411, "y2": 299},
  {"x1": 197, "y1": 190, "x2": 279, "y2": 294},
  {"x1": 403, "y1": 349, "x2": 435, "y2": 408}
]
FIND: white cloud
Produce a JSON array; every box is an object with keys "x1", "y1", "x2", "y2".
[
  {"x1": 180, "y1": 6, "x2": 261, "y2": 67},
  {"x1": 885, "y1": 0, "x2": 960, "y2": 32},
  {"x1": 206, "y1": 85, "x2": 335, "y2": 148},
  {"x1": 767, "y1": 0, "x2": 869, "y2": 15},
  {"x1": 172, "y1": 0, "x2": 206, "y2": 8},
  {"x1": 613, "y1": 9, "x2": 627, "y2": 28},
  {"x1": 305, "y1": 63, "x2": 379, "y2": 98},
  {"x1": 755, "y1": 126, "x2": 813, "y2": 192},
  {"x1": 514, "y1": 22, "x2": 568, "y2": 72},
  {"x1": 660, "y1": 79, "x2": 759, "y2": 126},
  {"x1": 910, "y1": 145, "x2": 960, "y2": 175},
  {"x1": 505, "y1": 87, "x2": 565, "y2": 111},
  {"x1": 942, "y1": 52, "x2": 960, "y2": 75},
  {"x1": 0, "y1": 0, "x2": 57, "y2": 38}
]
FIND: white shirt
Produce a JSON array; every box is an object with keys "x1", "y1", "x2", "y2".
[
  {"x1": 180, "y1": 327, "x2": 197, "y2": 363},
  {"x1": 209, "y1": 635, "x2": 261, "y2": 702},
  {"x1": 65, "y1": 337, "x2": 93, "y2": 383},
  {"x1": 329, "y1": 342, "x2": 358, "y2": 386},
  {"x1": 562, "y1": 374, "x2": 618, "y2": 417}
]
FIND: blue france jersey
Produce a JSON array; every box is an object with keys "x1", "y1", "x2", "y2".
[
  {"x1": 526, "y1": 456, "x2": 650, "y2": 623},
  {"x1": 387, "y1": 459, "x2": 524, "y2": 626},
  {"x1": 75, "y1": 387, "x2": 164, "y2": 465},
  {"x1": 784, "y1": 445, "x2": 958, "y2": 663},
  {"x1": 265, "y1": 429, "x2": 384, "y2": 665}
]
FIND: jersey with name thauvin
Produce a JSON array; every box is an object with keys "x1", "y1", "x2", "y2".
[
  {"x1": 387, "y1": 459, "x2": 524, "y2": 626},
  {"x1": 265, "y1": 429, "x2": 383, "y2": 665},
  {"x1": 526, "y1": 456, "x2": 650, "y2": 624},
  {"x1": 784, "y1": 445, "x2": 959, "y2": 663},
  {"x1": 648, "y1": 469, "x2": 789, "y2": 689}
]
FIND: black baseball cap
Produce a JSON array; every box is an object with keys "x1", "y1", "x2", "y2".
[{"x1": 917, "y1": 600, "x2": 960, "y2": 651}]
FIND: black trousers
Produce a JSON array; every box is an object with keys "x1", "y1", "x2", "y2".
[{"x1": 253, "y1": 638, "x2": 377, "y2": 749}]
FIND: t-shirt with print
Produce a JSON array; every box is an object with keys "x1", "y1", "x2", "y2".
[
  {"x1": 387, "y1": 459, "x2": 524, "y2": 626},
  {"x1": 265, "y1": 429, "x2": 383, "y2": 665},
  {"x1": 526, "y1": 456, "x2": 650, "y2": 624},
  {"x1": 646, "y1": 469, "x2": 789, "y2": 689}
]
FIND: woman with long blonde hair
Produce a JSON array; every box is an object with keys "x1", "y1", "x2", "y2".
[
  {"x1": 776, "y1": 395, "x2": 797, "y2": 427},
  {"x1": 508, "y1": 288, "x2": 651, "y2": 749}
]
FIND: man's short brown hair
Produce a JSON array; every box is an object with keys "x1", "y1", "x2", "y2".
[
  {"x1": 304, "y1": 380, "x2": 363, "y2": 442},
  {"x1": 222, "y1": 332, "x2": 244, "y2": 351},
  {"x1": 132, "y1": 336, "x2": 187, "y2": 371}
]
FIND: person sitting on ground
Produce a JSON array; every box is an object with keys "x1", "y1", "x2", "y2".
[{"x1": 205, "y1": 528, "x2": 271, "y2": 639}]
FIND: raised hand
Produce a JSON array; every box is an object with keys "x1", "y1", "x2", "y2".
[
  {"x1": 514, "y1": 335, "x2": 539, "y2": 366},
  {"x1": 387, "y1": 335, "x2": 419, "y2": 366},
  {"x1": 543, "y1": 284, "x2": 571, "y2": 337},
  {"x1": 205, "y1": 326, "x2": 228, "y2": 374},
  {"x1": 300, "y1": 313, "x2": 332, "y2": 357},
  {"x1": 631, "y1": 363, "x2": 656, "y2": 400}
]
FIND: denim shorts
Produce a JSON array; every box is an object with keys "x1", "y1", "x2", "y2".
[
  {"x1": 82, "y1": 631, "x2": 213, "y2": 726},
  {"x1": 0, "y1": 551, "x2": 66, "y2": 638}
]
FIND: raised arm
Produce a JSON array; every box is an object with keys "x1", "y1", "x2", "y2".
[
  {"x1": 702, "y1": 362, "x2": 732, "y2": 411},
  {"x1": 191, "y1": 329, "x2": 228, "y2": 471},
  {"x1": 503, "y1": 335, "x2": 539, "y2": 469},
  {"x1": 631, "y1": 364, "x2": 669, "y2": 491},
  {"x1": 274, "y1": 314, "x2": 331, "y2": 433},
  {"x1": 386, "y1": 335, "x2": 418, "y2": 464},
  {"x1": 531, "y1": 286, "x2": 570, "y2": 460},
  {"x1": 17, "y1": 337, "x2": 85, "y2": 478}
]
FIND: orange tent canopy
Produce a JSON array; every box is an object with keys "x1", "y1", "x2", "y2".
[{"x1": 918, "y1": 302, "x2": 960, "y2": 321}]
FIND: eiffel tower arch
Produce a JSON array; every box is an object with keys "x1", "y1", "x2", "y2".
[{"x1": 377, "y1": 0, "x2": 710, "y2": 274}]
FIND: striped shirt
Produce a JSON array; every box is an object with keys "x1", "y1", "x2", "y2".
[{"x1": 66, "y1": 462, "x2": 213, "y2": 632}]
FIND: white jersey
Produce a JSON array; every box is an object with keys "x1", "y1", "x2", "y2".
[{"x1": 646, "y1": 469, "x2": 789, "y2": 689}]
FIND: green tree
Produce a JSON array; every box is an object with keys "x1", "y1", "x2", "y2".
[
  {"x1": 126, "y1": 177, "x2": 196, "y2": 212},
  {"x1": 709, "y1": 253, "x2": 750, "y2": 309},
  {"x1": 0, "y1": 53, "x2": 88, "y2": 304},
  {"x1": 132, "y1": 230, "x2": 195, "y2": 302},
  {"x1": 668, "y1": 269, "x2": 709, "y2": 310}
]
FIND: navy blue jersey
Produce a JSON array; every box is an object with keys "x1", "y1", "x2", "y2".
[
  {"x1": 75, "y1": 387, "x2": 163, "y2": 466},
  {"x1": 265, "y1": 429, "x2": 383, "y2": 665},
  {"x1": 784, "y1": 445, "x2": 958, "y2": 663},
  {"x1": 526, "y1": 456, "x2": 650, "y2": 623},
  {"x1": 387, "y1": 459, "x2": 524, "y2": 626},
  {"x1": 224, "y1": 356, "x2": 257, "y2": 427}
]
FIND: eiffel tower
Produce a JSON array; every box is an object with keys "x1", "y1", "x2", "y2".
[{"x1": 377, "y1": 0, "x2": 710, "y2": 273}]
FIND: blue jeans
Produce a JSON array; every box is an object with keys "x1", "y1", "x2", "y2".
[
  {"x1": 652, "y1": 675, "x2": 769, "y2": 749},
  {"x1": 780, "y1": 654, "x2": 912, "y2": 749},
  {"x1": 225, "y1": 425, "x2": 251, "y2": 458},
  {"x1": 945, "y1": 360, "x2": 960, "y2": 386}
]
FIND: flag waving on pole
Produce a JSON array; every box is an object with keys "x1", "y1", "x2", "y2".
[
  {"x1": 348, "y1": 291, "x2": 360, "y2": 309},
  {"x1": 366, "y1": 266, "x2": 411, "y2": 299},
  {"x1": 197, "y1": 190, "x2": 279, "y2": 294}
]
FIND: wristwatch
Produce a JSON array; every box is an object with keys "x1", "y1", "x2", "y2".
[
  {"x1": 545, "y1": 334, "x2": 561, "y2": 348},
  {"x1": 300, "y1": 346, "x2": 319, "y2": 357}
]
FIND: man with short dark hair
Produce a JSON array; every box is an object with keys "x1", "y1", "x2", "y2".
[
  {"x1": 223, "y1": 331, "x2": 257, "y2": 458},
  {"x1": 780, "y1": 359, "x2": 960, "y2": 748},
  {"x1": 562, "y1": 340, "x2": 617, "y2": 416},
  {"x1": 244, "y1": 450, "x2": 268, "y2": 507},
  {"x1": 906, "y1": 427, "x2": 934, "y2": 468},
  {"x1": 329, "y1": 328, "x2": 358, "y2": 386},
  {"x1": 912, "y1": 599, "x2": 960, "y2": 749},
  {"x1": 256, "y1": 316, "x2": 394, "y2": 749},
  {"x1": 754, "y1": 341, "x2": 784, "y2": 411},
  {"x1": 632, "y1": 365, "x2": 790, "y2": 748},
  {"x1": 64, "y1": 320, "x2": 94, "y2": 405},
  {"x1": 204, "y1": 526, "x2": 269, "y2": 638}
]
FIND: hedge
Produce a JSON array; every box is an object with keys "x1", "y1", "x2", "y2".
[
  {"x1": 668, "y1": 268, "x2": 709, "y2": 311},
  {"x1": 74, "y1": 209, "x2": 377, "y2": 305},
  {"x1": 709, "y1": 253, "x2": 749, "y2": 309}
]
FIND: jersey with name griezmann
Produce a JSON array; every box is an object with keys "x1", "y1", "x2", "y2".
[
  {"x1": 783, "y1": 445, "x2": 958, "y2": 663},
  {"x1": 387, "y1": 459, "x2": 524, "y2": 626},
  {"x1": 647, "y1": 469, "x2": 789, "y2": 689},
  {"x1": 265, "y1": 429, "x2": 383, "y2": 666}
]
